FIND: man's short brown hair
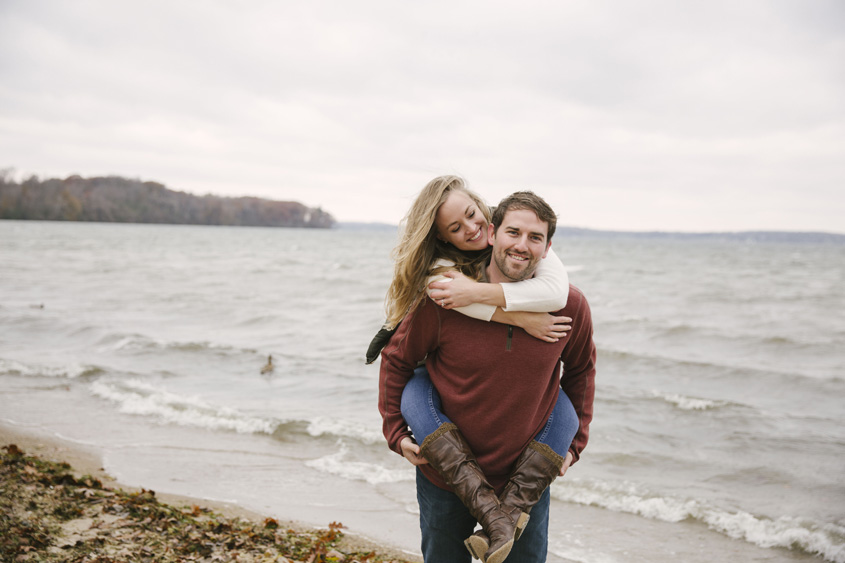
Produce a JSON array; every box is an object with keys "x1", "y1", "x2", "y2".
[{"x1": 491, "y1": 191, "x2": 557, "y2": 241}]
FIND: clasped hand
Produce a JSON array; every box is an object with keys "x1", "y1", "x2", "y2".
[{"x1": 427, "y1": 271, "x2": 478, "y2": 309}]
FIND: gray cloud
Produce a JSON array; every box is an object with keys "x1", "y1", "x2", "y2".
[{"x1": 1, "y1": 0, "x2": 843, "y2": 231}]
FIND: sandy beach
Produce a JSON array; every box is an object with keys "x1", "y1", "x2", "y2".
[{"x1": 1, "y1": 422, "x2": 421, "y2": 563}]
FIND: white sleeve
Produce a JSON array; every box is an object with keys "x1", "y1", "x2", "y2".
[
  {"x1": 425, "y1": 260, "x2": 497, "y2": 322},
  {"x1": 500, "y1": 247, "x2": 569, "y2": 312}
]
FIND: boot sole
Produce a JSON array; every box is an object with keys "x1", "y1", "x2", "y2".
[
  {"x1": 463, "y1": 512, "x2": 530, "y2": 561},
  {"x1": 485, "y1": 538, "x2": 514, "y2": 563},
  {"x1": 464, "y1": 535, "x2": 488, "y2": 560},
  {"x1": 464, "y1": 535, "x2": 515, "y2": 562}
]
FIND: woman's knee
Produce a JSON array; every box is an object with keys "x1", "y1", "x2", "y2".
[
  {"x1": 400, "y1": 366, "x2": 431, "y2": 417},
  {"x1": 557, "y1": 393, "x2": 580, "y2": 437}
]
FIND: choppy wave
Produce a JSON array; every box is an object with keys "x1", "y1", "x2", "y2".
[
  {"x1": 235, "y1": 314, "x2": 286, "y2": 328},
  {"x1": 89, "y1": 378, "x2": 384, "y2": 447},
  {"x1": 598, "y1": 347, "x2": 732, "y2": 371},
  {"x1": 303, "y1": 417, "x2": 384, "y2": 445},
  {"x1": 658, "y1": 323, "x2": 701, "y2": 337},
  {"x1": 99, "y1": 333, "x2": 248, "y2": 355},
  {"x1": 651, "y1": 390, "x2": 725, "y2": 411},
  {"x1": 90, "y1": 379, "x2": 277, "y2": 434},
  {"x1": 0, "y1": 358, "x2": 103, "y2": 379},
  {"x1": 554, "y1": 479, "x2": 845, "y2": 562},
  {"x1": 599, "y1": 346, "x2": 845, "y2": 382},
  {"x1": 602, "y1": 317, "x2": 841, "y2": 349},
  {"x1": 304, "y1": 441, "x2": 412, "y2": 485},
  {"x1": 597, "y1": 385, "x2": 737, "y2": 414}
]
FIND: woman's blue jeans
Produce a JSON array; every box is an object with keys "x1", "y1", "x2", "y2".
[{"x1": 400, "y1": 365, "x2": 578, "y2": 458}]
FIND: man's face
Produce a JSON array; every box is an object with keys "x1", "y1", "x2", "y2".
[{"x1": 488, "y1": 208, "x2": 551, "y2": 282}]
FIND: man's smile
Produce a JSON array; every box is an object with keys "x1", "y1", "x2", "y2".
[{"x1": 506, "y1": 251, "x2": 530, "y2": 262}]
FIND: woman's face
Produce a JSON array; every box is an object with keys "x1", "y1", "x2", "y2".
[{"x1": 435, "y1": 191, "x2": 489, "y2": 251}]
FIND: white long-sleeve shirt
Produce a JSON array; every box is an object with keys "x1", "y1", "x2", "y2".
[{"x1": 425, "y1": 248, "x2": 569, "y2": 322}]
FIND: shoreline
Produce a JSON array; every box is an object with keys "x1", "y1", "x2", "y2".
[{"x1": 0, "y1": 421, "x2": 421, "y2": 562}]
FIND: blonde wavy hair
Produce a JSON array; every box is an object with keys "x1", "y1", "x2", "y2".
[{"x1": 384, "y1": 176, "x2": 492, "y2": 329}]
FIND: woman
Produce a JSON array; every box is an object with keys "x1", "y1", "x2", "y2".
[{"x1": 373, "y1": 176, "x2": 579, "y2": 563}]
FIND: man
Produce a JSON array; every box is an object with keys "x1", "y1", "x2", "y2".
[{"x1": 379, "y1": 192, "x2": 596, "y2": 562}]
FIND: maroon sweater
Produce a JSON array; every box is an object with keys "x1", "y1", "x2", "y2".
[{"x1": 379, "y1": 284, "x2": 596, "y2": 492}]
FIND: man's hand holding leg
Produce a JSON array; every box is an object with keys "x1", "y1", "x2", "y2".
[
  {"x1": 400, "y1": 436, "x2": 429, "y2": 466},
  {"x1": 560, "y1": 450, "x2": 574, "y2": 477}
]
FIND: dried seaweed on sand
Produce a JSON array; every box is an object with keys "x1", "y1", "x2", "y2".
[{"x1": 1, "y1": 444, "x2": 411, "y2": 563}]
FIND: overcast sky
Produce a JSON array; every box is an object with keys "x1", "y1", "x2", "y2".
[{"x1": 1, "y1": 1, "x2": 843, "y2": 232}]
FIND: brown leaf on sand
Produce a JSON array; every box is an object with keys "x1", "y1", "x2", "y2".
[
  {"x1": 264, "y1": 517, "x2": 280, "y2": 529},
  {"x1": 2, "y1": 443, "x2": 23, "y2": 456}
]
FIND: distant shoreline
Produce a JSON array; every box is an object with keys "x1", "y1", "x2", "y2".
[
  {"x1": 335, "y1": 221, "x2": 845, "y2": 244},
  {"x1": 4, "y1": 217, "x2": 842, "y2": 243},
  {"x1": 0, "y1": 174, "x2": 335, "y2": 229}
]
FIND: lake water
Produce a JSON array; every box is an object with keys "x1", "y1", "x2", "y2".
[{"x1": 1, "y1": 220, "x2": 843, "y2": 562}]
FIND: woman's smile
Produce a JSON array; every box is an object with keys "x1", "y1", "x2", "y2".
[{"x1": 435, "y1": 191, "x2": 489, "y2": 251}]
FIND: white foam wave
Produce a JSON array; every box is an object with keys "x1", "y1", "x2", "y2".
[
  {"x1": 90, "y1": 379, "x2": 276, "y2": 434},
  {"x1": 705, "y1": 512, "x2": 845, "y2": 562},
  {"x1": 83, "y1": 381, "x2": 379, "y2": 445},
  {"x1": 105, "y1": 334, "x2": 237, "y2": 354},
  {"x1": 107, "y1": 335, "x2": 149, "y2": 351},
  {"x1": 0, "y1": 358, "x2": 96, "y2": 379},
  {"x1": 305, "y1": 417, "x2": 384, "y2": 445},
  {"x1": 652, "y1": 390, "x2": 722, "y2": 410},
  {"x1": 553, "y1": 479, "x2": 845, "y2": 562},
  {"x1": 304, "y1": 441, "x2": 413, "y2": 485}
]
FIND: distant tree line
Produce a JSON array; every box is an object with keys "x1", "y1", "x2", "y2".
[{"x1": 0, "y1": 171, "x2": 335, "y2": 229}]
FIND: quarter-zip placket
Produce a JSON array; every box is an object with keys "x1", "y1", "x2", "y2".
[{"x1": 506, "y1": 325, "x2": 513, "y2": 351}]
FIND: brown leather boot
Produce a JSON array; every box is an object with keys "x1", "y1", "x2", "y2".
[
  {"x1": 464, "y1": 441, "x2": 564, "y2": 558},
  {"x1": 420, "y1": 423, "x2": 518, "y2": 563}
]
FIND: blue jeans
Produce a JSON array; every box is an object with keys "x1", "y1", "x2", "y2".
[
  {"x1": 400, "y1": 366, "x2": 579, "y2": 457},
  {"x1": 416, "y1": 467, "x2": 551, "y2": 563}
]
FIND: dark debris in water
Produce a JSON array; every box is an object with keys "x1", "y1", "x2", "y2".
[{"x1": 1, "y1": 443, "x2": 412, "y2": 563}]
